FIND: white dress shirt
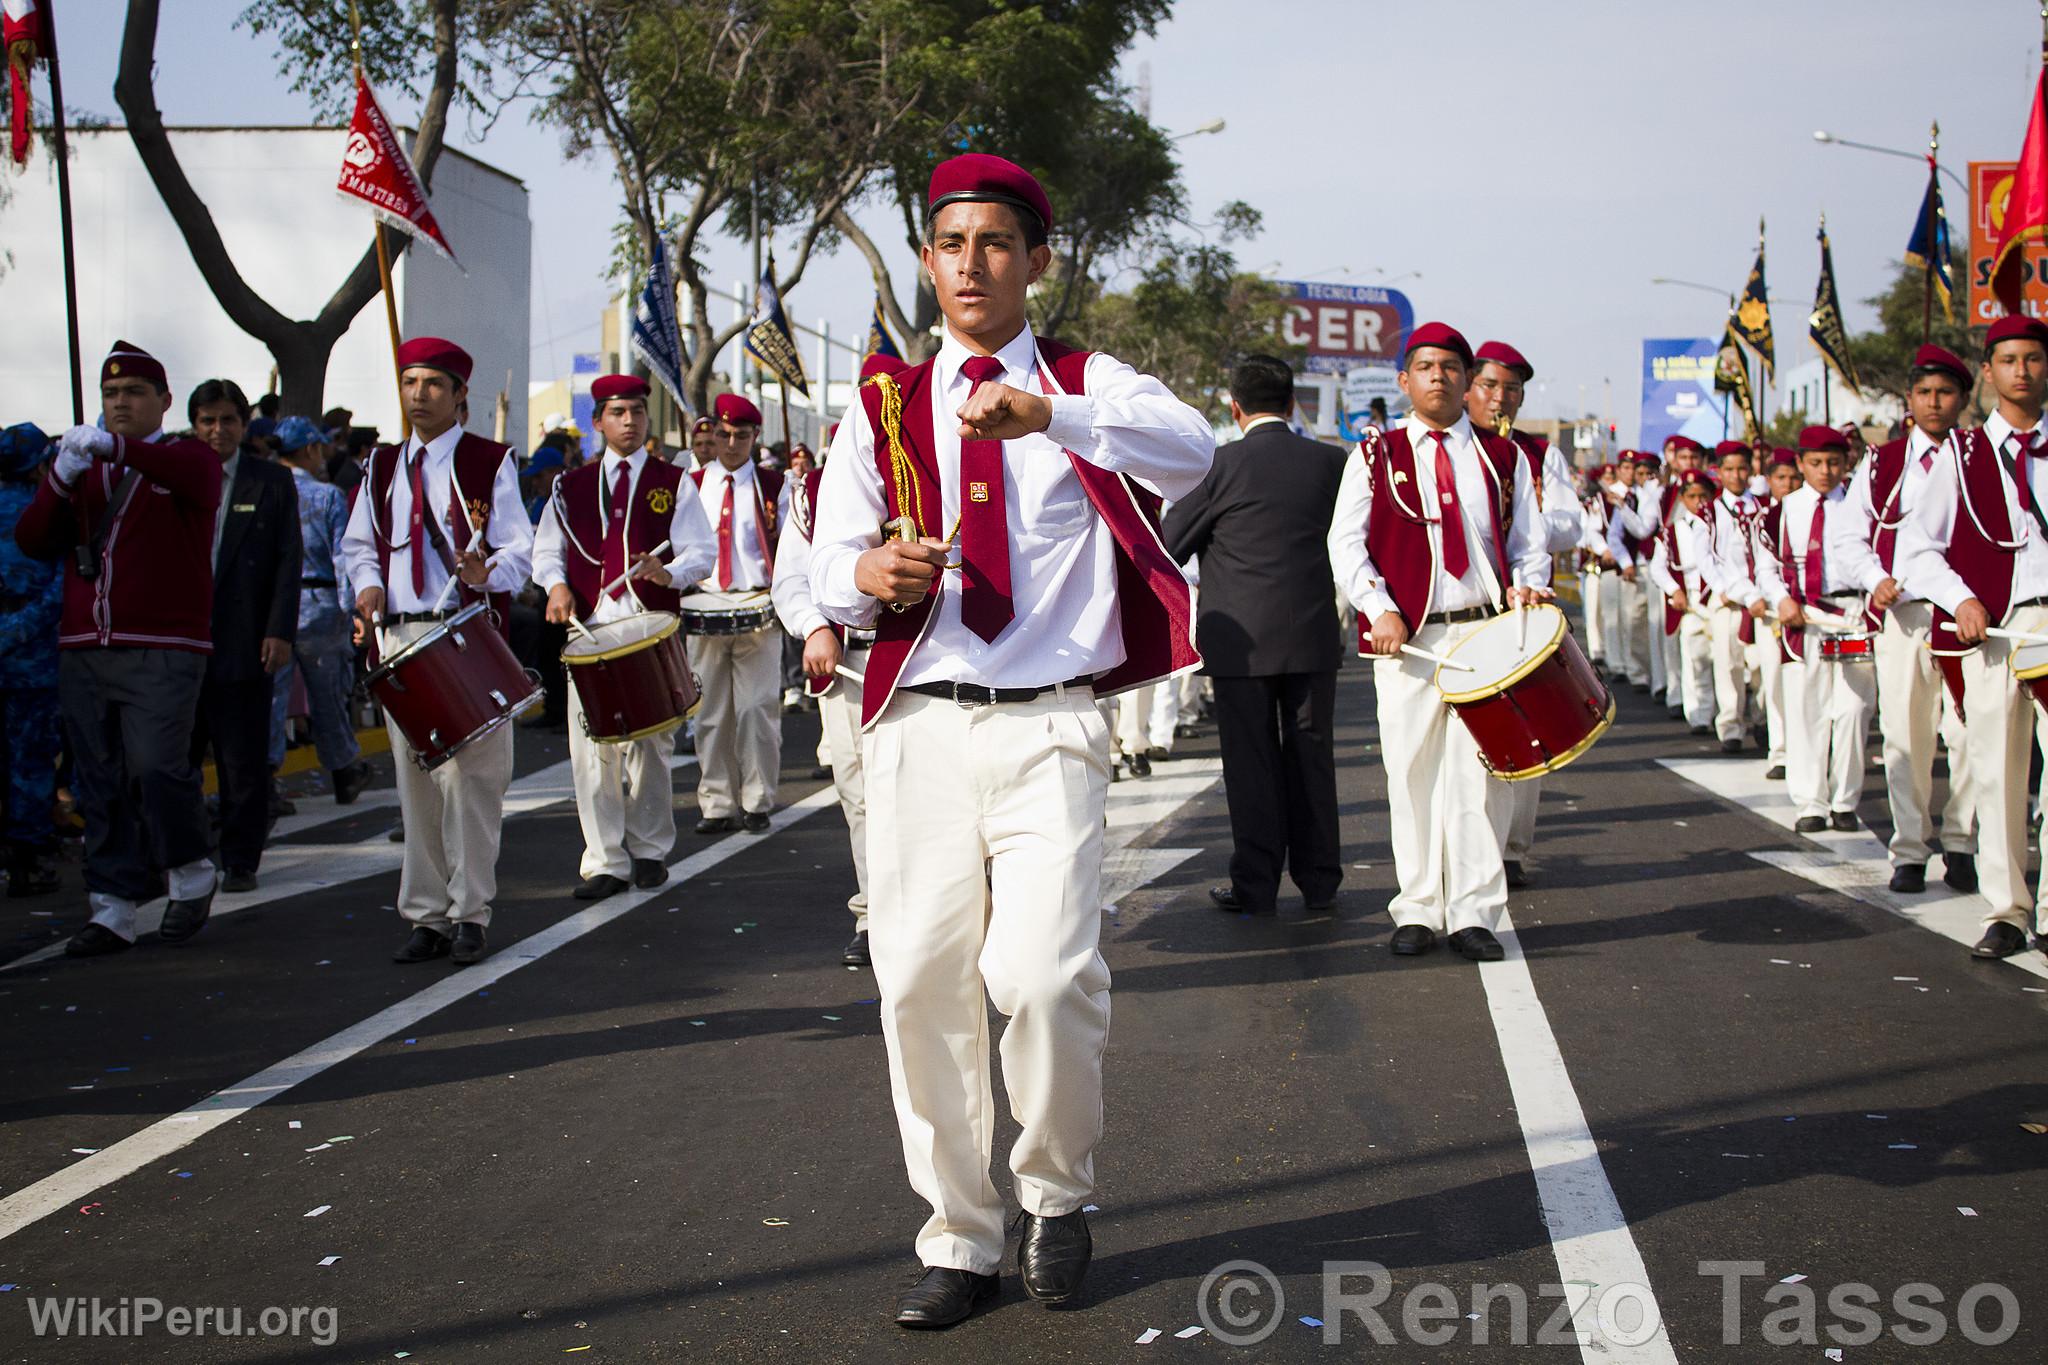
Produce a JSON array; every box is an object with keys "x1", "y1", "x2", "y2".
[
  {"x1": 1327, "y1": 413, "x2": 1551, "y2": 623},
  {"x1": 1710, "y1": 490, "x2": 1762, "y2": 606},
  {"x1": 339, "y1": 424, "x2": 533, "y2": 614},
  {"x1": 1754, "y1": 483, "x2": 1855, "y2": 607},
  {"x1": 530, "y1": 446, "x2": 719, "y2": 625},
  {"x1": 1897, "y1": 411, "x2": 2048, "y2": 614},
  {"x1": 696, "y1": 457, "x2": 774, "y2": 591},
  {"x1": 1827, "y1": 428, "x2": 1950, "y2": 602},
  {"x1": 809, "y1": 322, "x2": 1214, "y2": 688},
  {"x1": 1648, "y1": 505, "x2": 1719, "y2": 600},
  {"x1": 1607, "y1": 480, "x2": 1662, "y2": 567},
  {"x1": 1535, "y1": 441, "x2": 1583, "y2": 553}
]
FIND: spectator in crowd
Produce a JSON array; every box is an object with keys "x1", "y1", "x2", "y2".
[
  {"x1": 787, "y1": 443, "x2": 816, "y2": 477},
  {"x1": 268, "y1": 417, "x2": 369, "y2": 807},
  {"x1": 0, "y1": 423, "x2": 64, "y2": 897},
  {"x1": 189, "y1": 378, "x2": 301, "y2": 893},
  {"x1": 523, "y1": 444, "x2": 567, "y2": 522},
  {"x1": 248, "y1": 390, "x2": 281, "y2": 443},
  {"x1": 319, "y1": 405, "x2": 353, "y2": 437},
  {"x1": 689, "y1": 416, "x2": 716, "y2": 466},
  {"x1": 329, "y1": 428, "x2": 375, "y2": 495}
]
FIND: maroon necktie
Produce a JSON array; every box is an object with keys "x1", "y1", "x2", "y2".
[
  {"x1": 957, "y1": 354, "x2": 1014, "y2": 642},
  {"x1": 1804, "y1": 497, "x2": 1826, "y2": 603},
  {"x1": 602, "y1": 461, "x2": 632, "y2": 597},
  {"x1": 1429, "y1": 430, "x2": 1471, "y2": 581},
  {"x1": 716, "y1": 473, "x2": 735, "y2": 589},
  {"x1": 405, "y1": 447, "x2": 427, "y2": 595}
]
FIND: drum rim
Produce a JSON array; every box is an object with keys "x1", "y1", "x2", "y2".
[
  {"x1": 583, "y1": 707, "x2": 697, "y2": 744},
  {"x1": 1484, "y1": 694, "x2": 1616, "y2": 782},
  {"x1": 562, "y1": 611, "x2": 682, "y2": 665},
  {"x1": 367, "y1": 600, "x2": 490, "y2": 684},
  {"x1": 410, "y1": 684, "x2": 546, "y2": 769},
  {"x1": 1436, "y1": 604, "x2": 1569, "y2": 704},
  {"x1": 2011, "y1": 652, "x2": 2048, "y2": 681}
]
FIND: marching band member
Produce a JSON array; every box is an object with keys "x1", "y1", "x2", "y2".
[
  {"x1": 1828, "y1": 345, "x2": 1979, "y2": 897},
  {"x1": 1756, "y1": 450, "x2": 1803, "y2": 775},
  {"x1": 1330, "y1": 321, "x2": 1552, "y2": 963},
  {"x1": 1579, "y1": 463, "x2": 1618, "y2": 672},
  {"x1": 1654, "y1": 437, "x2": 1707, "y2": 712},
  {"x1": 689, "y1": 416, "x2": 717, "y2": 467},
  {"x1": 809, "y1": 153, "x2": 1212, "y2": 1326},
  {"x1": 1703, "y1": 441, "x2": 1759, "y2": 753},
  {"x1": 341, "y1": 337, "x2": 534, "y2": 966},
  {"x1": 1607, "y1": 453, "x2": 1657, "y2": 692},
  {"x1": 1897, "y1": 315, "x2": 2048, "y2": 960},
  {"x1": 688, "y1": 393, "x2": 784, "y2": 834},
  {"x1": 1754, "y1": 426, "x2": 1872, "y2": 834},
  {"x1": 532, "y1": 374, "x2": 717, "y2": 900},
  {"x1": 1647, "y1": 468, "x2": 1721, "y2": 735}
]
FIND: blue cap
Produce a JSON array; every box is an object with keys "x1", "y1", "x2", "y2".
[
  {"x1": 525, "y1": 446, "x2": 567, "y2": 476},
  {"x1": 0, "y1": 422, "x2": 51, "y2": 479},
  {"x1": 273, "y1": 416, "x2": 327, "y2": 452}
]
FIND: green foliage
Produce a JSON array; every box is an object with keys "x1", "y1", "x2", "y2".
[
  {"x1": 1843, "y1": 245, "x2": 1976, "y2": 406},
  {"x1": 239, "y1": 1, "x2": 491, "y2": 121}
]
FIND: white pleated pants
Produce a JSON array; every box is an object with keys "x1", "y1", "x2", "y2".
[
  {"x1": 1874, "y1": 602, "x2": 1977, "y2": 870},
  {"x1": 566, "y1": 684, "x2": 676, "y2": 881},
  {"x1": 1954, "y1": 604, "x2": 2048, "y2": 932},
  {"x1": 687, "y1": 628, "x2": 783, "y2": 817},
  {"x1": 1782, "y1": 652, "x2": 1876, "y2": 820},
  {"x1": 1707, "y1": 606, "x2": 1753, "y2": 744}
]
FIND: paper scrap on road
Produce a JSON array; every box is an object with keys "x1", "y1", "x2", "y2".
[
  {"x1": 1888, "y1": 1143, "x2": 1917, "y2": 1150},
  {"x1": 305, "y1": 1144, "x2": 333, "y2": 1153},
  {"x1": 1135, "y1": 1328, "x2": 1160, "y2": 1344},
  {"x1": 761, "y1": 1218, "x2": 789, "y2": 1227},
  {"x1": 1175, "y1": 1326, "x2": 1204, "y2": 1338},
  {"x1": 304, "y1": 1205, "x2": 331, "y2": 1218},
  {"x1": 1779, "y1": 1273, "x2": 1806, "y2": 1283},
  {"x1": 1959, "y1": 1207, "x2": 1977, "y2": 1216},
  {"x1": 2022, "y1": 1123, "x2": 2047, "y2": 1134},
  {"x1": 288, "y1": 1121, "x2": 301, "y2": 1129},
  {"x1": 1301, "y1": 1316, "x2": 1324, "y2": 1327},
  {"x1": 319, "y1": 1256, "x2": 339, "y2": 1266}
]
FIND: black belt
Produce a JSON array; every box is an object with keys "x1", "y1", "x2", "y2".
[
  {"x1": 302, "y1": 577, "x2": 337, "y2": 588},
  {"x1": 903, "y1": 674, "x2": 1093, "y2": 706},
  {"x1": 2016, "y1": 596, "x2": 2048, "y2": 611},
  {"x1": 383, "y1": 610, "x2": 451, "y2": 625},
  {"x1": 1820, "y1": 591, "x2": 1862, "y2": 603},
  {"x1": 1422, "y1": 606, "x2": 1499, "y2": 627}
]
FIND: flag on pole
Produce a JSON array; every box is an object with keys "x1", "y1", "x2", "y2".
[
  {"x1": 1991, "y1": 64, "x2": 2048, "y2": 314},
  {"x1": 4, "y1": 0, "x2": 51, "y2": 169},
  {"x1": 863, "y1": 293, "x2": 902, "y2": 361},
  {"x1": 629, "y1": 235, "x2": 690, "y2": 415},
  {"x1": 1810, "y1": 219, "x2": 1860, "y2": 396},
  {"x1": 1903, "y1": 163, "x2": 1954, "y2": 322},
  {"x1": 335, "y1": 70, "x2": 457, "y2": 264},
  {"x1": 1714, "y1": 318, "x2": 1761, "y2": 438},
  {"x1": 1731, "y1": 220, "x2": 1774, "y2": 381},
  {"x1": 744, "y1": 253, "x2": 809, "y2": 397}
]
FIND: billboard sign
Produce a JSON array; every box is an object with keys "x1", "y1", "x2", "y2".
[
  {"x1": 1640, "y1": 338, "x2": 1725, "y2": 451},
  {"x1": 1968, "y1": 160, "x2": 2048, "y2": 324},
  {"x1": 1278, "y1": 281, "x2": 1414, "y2": 376},
  {"x1": 1338, "y1": 365, "x2": 1405, "y2": 442}
]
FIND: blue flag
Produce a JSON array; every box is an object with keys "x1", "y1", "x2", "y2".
[
  {"x1": 744, "y1": 254, "x2": 809, "y2": 397},
  {"x1": 629, "y1": 235, "x2": 690, "y2": 414},
  {"x1": 1903, "y1": 167, "x2": 1955, "y2": 322},
  {"x1": 864, "y1": 293, "x2": 902, "y2": 361}
]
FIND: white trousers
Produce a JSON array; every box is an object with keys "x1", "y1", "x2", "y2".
[
  {"x1": 1600, "y1": 568, "x2": 1623, "y2": 667},
  {"x1": 1674, "y1": 612, "x2": 1715, "y2": 728},
  {"x1": 1782, "y1": 653, "x2": 1877, "y2": 819},
  {"x1": 384, "y1": 620, "x2": 514, "y2": 930},
  {"x1": 1707, "y1": 606, "x2": 1753, "y2": 744},
  {"x1": 687, "y1": 628, "x2": 782, "y2": 817},
  {"x1": 820, "y1": 658, "x2": 869, "y2": 929},
  {"x1": 566, "y1": 684, "x2": 676, "y2": 881},
  {"x1": 865, "y1": 687, "x2": 1112, "y2": 1274},
  {"x1": 1657, "y1": 595, "x2": 1680, "y2": 699},
  {"x1": 1500, "y1": 775, "x2": 1540, "y2": 862},
  {"x1": 1749, "y1": 634, "x2": 1788, "y2": 766},
  {"x1": 1955, "y1": 604, "x2": 2048, "y2": 930},
  {"x1": 1874, "y1": 602, "x2": 1977, "y2": 869},
  {"x1": 1582, "y1": 569, "x2": 1607, "y2": 662},
  {"x1": 1374, "y1": 620, "x2": 1507, "y2": 933},
  {"x1": 1115, "y1": 682, "x2": 1180, "y2": 756},
  {"x1": 1616, "y1": 576, "x2": 1650, "y2": 686}
]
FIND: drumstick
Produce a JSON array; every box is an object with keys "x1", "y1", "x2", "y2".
[
  {"x1": 1515, "y1": 602, "x2": 1527, "y2": 650},
  {"x1": 834, "y1": 664, "x2": 865, "y2": 685},
  {"x1": 598, "y1": 539, "x2": 673, "y2": 600},
  {"x1": 1399, "y1": 643, "x2": 1477, "y2": 673},
  {"x1": 429, "y1": 523, "x2": 490, "y2": 614},
  {"x1": 1937, "y1": 622, "x2": 2048, "y2": 646}
]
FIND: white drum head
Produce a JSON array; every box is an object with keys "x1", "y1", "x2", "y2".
[
  {"x1": 563, "y1": 611, "x2": 678, "y2": 662},
  {"x1": 679, "y1": 588, "x2": 770, "y2": 612},
  {"x1": 1436, "y1": 605, "x2": 1567, "y2": 700},
  {"x1": 2012, "y1": 638, "x2": 2048, "y2": 681}
]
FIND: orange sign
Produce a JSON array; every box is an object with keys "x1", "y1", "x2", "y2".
[{"x1": 1970, "y1": 160, "x2": 2048, "y2": 323}]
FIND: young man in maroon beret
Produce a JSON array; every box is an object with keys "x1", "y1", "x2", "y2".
[
  {"x1": 15, "y1": 341, "x2": 222, "y2": 956},
  {"x1": 1899, "y1": 315, "x2": 2048, "y2": 959},
  {"x1": 1607, "y1": 450, "x2": 1664, "y2": 694},
  {"x1": 1648, "y1": 468, "x2": 1724, "y2": 736},
  {"x1": 809, "y1": 152, "x2": 1212, "y2": 1326},
  {"x1": 1699, "y1": 440, "x2": 1761, "y2": 754}
]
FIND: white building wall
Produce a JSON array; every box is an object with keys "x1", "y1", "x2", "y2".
[
  {"x1": 0, "y1": 127, "x2": 529, "y2": 450},
  {"x1": 1775, "y1": 356, "x2": 1901, "y2": 433}
]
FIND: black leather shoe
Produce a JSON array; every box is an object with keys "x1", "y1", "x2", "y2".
[
  {"x1": 1765, "y1": 765, "x2": 1786, "y2": 780},
  {"x1": 1943, "y1": 853, "x2": 1979, "y2": 894},
  {"x1": 1390, "y1": 924, "x2": 1436, "y2": 956},
  {"x1": 332, "y1": 761, "x2": 371, "y2": 806},
  {"x1": 1127, "y1": 751, "x2": 1151, "y2": 778},
  {"x1": 1793, "y1": 816, "x2": 1828, "y2": 833},
  {"x1": 392, "y1": 926, "x2": 451, "y2": 963},
  {"x1": 574, "y1": 874, "x2": 627, "y2": 901},
  {"x1": 1504, "y1": 859, "x2": 1529, "y2": 889},
  {"x1": 221, "y1": 869, "x2": 258, "y2": 894},
  {"x1": 1889, "y1": 863, "x2": 1927, "y2": 894},
  {"x1": 1144, "y1": 746, "x2": 1170, "y2": 762},
  {"x1": 1719, "y1": 738, "x2": 1743, "y2": 754},
  {"x1": 1449, "y1": 926, "x2": 1506, "y2": 962},
  {"x1": 1830, "y1": 811, "x2": 1860, "y2": 832},
  {"x1": 740, "y1": 811, "x2": 771, "y2": 833},
  {"x1": 1017, "y1": 1209, "x2": 1091, "y2": 1303},
  {"x1": 1208, "y1": 885, "x2": 1274, "y2": 916},
  {"x1": 694, "y1": 815, "x2": 736, "y2": 835},
  {"x1": 159, "y1": 886, "x2": 217, "y2": 944},
  {"x1": 1689, "y1": 724, "x2": 1711, "y2": 736},
  {"x1": 450, "y1": 922, "x2": 488, "y2": 965},
  {"x1": 842, "y1": 930, "x2": 870, "y2": 966},
  {"x1": 64, "y1": 923, "x2": 131, "y2": 958},
  {"x1": 1632, "y1": 683, "x2": 1650, "y2": 694},
  {"x1": 1303, "y1": 894, "x2": 1337, "y2": 915},
  {"x1": 1971, "y1": 922, "x2": 2028, "y2": 960},
  {"x1": 632, "y1": 858, "x2": 668, "y2": 889},
  {"x1": 894, "y1": 1266, "x2": 998, "y2": 1328},
  {"x1": 810, "y1": 765, "x2": 833, "y2": 780}
]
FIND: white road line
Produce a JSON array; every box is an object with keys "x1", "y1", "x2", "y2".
[
  {"x1": 0, "y1": 784, "x2": 839, "y2": 1243},
  {"x1": 1482, "y1": 913, "x2": 1680, "y2": 1363},
  {"x1": 1660, "y1": 757, "x2": 2048, "y2": 983}
]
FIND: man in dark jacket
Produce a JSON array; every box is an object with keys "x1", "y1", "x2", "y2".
[
  {"x1": 0, "y1": 423, "x2": 64, "y2": 896},
  {"x1": 188, "y1": 379, "x2": 301, "y2": 893},
  {"x1": 1163, "y1": 354, "x2": 1346, "y2": 916}
]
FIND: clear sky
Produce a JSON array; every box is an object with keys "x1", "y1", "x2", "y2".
[{"x1": 33, "y1": 0, "x2": 2046, "y2": 437}]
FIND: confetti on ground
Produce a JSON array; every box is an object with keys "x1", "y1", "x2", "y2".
[
  {"x1": 1888, "y1": 1143, "x2": 1918, "y2": 1150},
  {"x1": 329, "y1": 1136, "x2": 355, "y2": 1143},
  {"x1": 305, "y1": 1144, "x2": 333, "y2": 1153},
  {"x1": 0, "y1": 1285, "x2": 16, "y2": 1292},
  {"x1": 690, "y1": 1020, "x2": 706, "y2": 1027},
  {"x1": 1174, "y1": 1325, "x2": 1204, "y2": 1339},
  {"x1": 70, "y1": 1148, "x2": 97, "y2": 1155},
  {"x1": 1082, "y1": 1204, "x2": 1100, "y2": 1213},
  {"x1": 1865, "y1": 1114, "x2": 1887, "y2": 1120},
  {"x1": 319, "y1": 1256, "x2": 340, "y2": 1266},
  {"x1": 105, "y1": 1066, "x2": 129, "y2": 1073},
  {"x1": 1780, "y1": 1273, "x2": 1806, "y2": 1284},
  {"x1": 1135, "y1": 1330, "x2": 1160, "y2": 1345},
  {"x1": 2025, "y1": 987, "x2": 2046, "y2": 994},
  {"x1": 288, "y1": 1121, "x2": 302, "y2": 1129},
  {"x1": 565, "y1": 1348, "x2": 591, "y2": 1354},
  {"x1": 1673, "y1": 820, "x2": 1689, "y2": 827},
  {"x1": 2021, "y1": 1123, "x2": 2047, "y2": 1134},
  {"x1": 304, "y1": 1205, "x2": 331, "y2": 1218},
  {"x1": 175, "y1": 1171, "x2": 192, "y2": 1179},
  {"x1": 1769, "y1": 958, "x2": 1792, "y2": 965},
  {"x1": 316, "y1": 960, "x2": 332, "y2": 966},
  {"x1": 1825, "y1": 1351, "x2": 1843, "y2": 1362},
  {"x1": 1959, "y1": 1207, "x2": 1977, "y2": 1217},
  {"x1": 78, "y1": 1203, "x2": 101, "y2": 1216},
  {"x1": 1300, "y1": 1316, "x2": 1323, "y2": 1327},
  {"x1": 821, "y1": 1015, "x2": 841, "y2": 1021},
  {"x1": 402, "y1": 1039, "x2": 417, "y2": 1046},
  {"x1": 762, "y1": 1218, "x2": 790, "y2": 1227}
]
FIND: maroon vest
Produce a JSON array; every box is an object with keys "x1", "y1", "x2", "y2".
[
  {"x1": 1508, "y1": 430, "x2": 1546, "y2": 508},
  {"x1": 1865, "y1": 438, "x2": 1911, "y2": 577},
  {"x1": 553, "y1": 455, "x2": 687, "y2": 616},
  {"x1": 1356, "y1": 423, "x2": 1517, "y2": 647},
  {"x1": 1660, "y1": 511, "x2": 1710, "y2": 635},
  {"x1": 788, "y1": 467, "x2": 841, "y2": 698},
  {"x1": 690, "y1": 462, "x2": 783, "y2": 579},
  {"x1": 855, "y1": 338, "x2": 1199, "y2": 728},
  {"x1": 1929, "y1": 427, "x2": 2023, "y2": 654},
  {"x1": 366, "y1": 431, "x2": 514, "y2": 636}
]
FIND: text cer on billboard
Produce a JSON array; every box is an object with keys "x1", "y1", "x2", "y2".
[{"x1": 1279, "y1": 281, "x2": 1414, "y2": 376}]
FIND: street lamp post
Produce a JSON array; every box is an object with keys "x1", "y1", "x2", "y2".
[
  {"x1": 1169, "y1": 118, "x2": 1226, "y2": 141},
  {"x1": 1813, "y1": 130, "x2": 1966, "y2": 192}
]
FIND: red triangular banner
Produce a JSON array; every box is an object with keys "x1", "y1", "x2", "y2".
[
  {"x1": 1992, "y1": 67, "x2": 2048, "y2": 314},
  {"x1": 335, "y1": 70, "x2": 458, "y2": 266}
]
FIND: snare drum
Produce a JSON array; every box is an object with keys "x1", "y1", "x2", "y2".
[
  {"x1": 369, "y1": 603, "x2": 543, "y2": 770},
  {"x1": 1434, "y1": 605, "x2": 1614, "y2": 781},
  {"x1": 1817, "y1": 633, "x2": 1875, "y2": 663},
  {"x1": 2010, "y1": 639, "x2": 2048, "y2": 713},
  {"x1": 562, "y1": 611, "x2": 701, "y2": 742},
  {"x1": 677, "y1": 588, "x2": 778, "y2": 636}
]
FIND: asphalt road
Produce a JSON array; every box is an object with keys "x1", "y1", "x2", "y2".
[{"x1": 2, "y1": 658, "x2": 2045, "y2": 1363}]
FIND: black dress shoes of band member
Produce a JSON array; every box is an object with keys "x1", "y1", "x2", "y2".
[
  {"x1": 1943, "y1": 853, "x2": 1978, "y2": 893},
  {"x1": 1018, "y1": 1209, "x2": 1091, "y2": 1304},
  {"x1": 694, "y1": 815, "x2": 736, "y2": 835},
  {"x1": 894, "y1": 1267, "x2": 998, "y2": 1329},
  {"x1": 449, "y1": 922, "x2": 487, "y2": 965},
  {"x1": 1449, "y1": 927, "x2": 1505, "y2": 962},
  {"x1": 574, "y1": 873, "x2": 628, "y2": 901},
  {"x1": 64, "y1": 924, "x2": 131, "y2": 957},
  {"x1": 1127, "y1": 751, "x2": 1152, "y2": 778},
  {"x1": 1720, "y1": 738, "x2": 1745, "y2": 755},
  {"x1": 1793, "y1": 816, "x2": 1828, "y2": 834},
  {"x1": 1889, "y1": 863, "x2": 1927, "y2": 894},
  {"x1": 392, "y1": 926, "x2": 451, "y2": 963},
  {"x1": 842, "y1": 930, "x2": 871, "y2": 966},
  {"x1": 1829, "y1": 811, "x2": 1859, "y2": 832},
  {"x1": 332, "y1": 760, "x2": 372, "y2": 806},
  {"x1": 1765, "y1": 765, "x2": 1786, "y2": 780},
  {"x1": 1209, "y1": 885, "x2": 1274, "y2": 916},
  {"x1": 741, "y1": 811, "x2": 771, "y2": 833},
  {"x1": 221, "y1": 869, "x2": 259, "y2": 894},
  {"x1": 1390, "y1": 924, "x2": 1435, "y2": 955},
  {"x1": 632, "y1": 858, "x2": 667, "y2": 890},
  {"x1": 1971, "y1": 922, "x2": 2029, "y2": 961},
  {"x1": 159, "y1": 884, "x2": 217, "y2": 944},
  {"x1": 1504, "y1": 859, "x2": 1530, "y2": 889}
]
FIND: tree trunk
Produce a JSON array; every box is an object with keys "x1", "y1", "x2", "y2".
[{"x1": 273, "y1": 335, "x2": 334, "y2": 419}]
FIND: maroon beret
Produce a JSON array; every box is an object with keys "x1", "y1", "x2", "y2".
[
  {"x1": 860, "y1": 351, "x2": 908, "y2": 382},
  {"x1": 1798, "y1": 424, "x2": 1850, "y2": 452},
  {"x1": 1909, "y1": 343, "x2": 1971, "y2": 388},
  {"x1": 395, "y1": 336, "x2": 473, "y2": 384},
  {"x1": 713, "y1": 393, "x2": 762, "y2": 427},
  {"x1": 591, "y1": 374, "x2": 649, "y2": 404},
  {"x1": 1711, "y1": 439, "x2": 1749, "y2": 458},
  {"x1": 1767, "y1": 446, "x2": 1799, "y2": 468},
  {"x1": 1474, "y1": 340, "x2": 1532, "y2": 381},
  {"x1": 101, "y1": 340, "x2": 167, "y2": 392},
  {"x1": 691, "y1": 416, "x2": 715, "y2": 434},
  {"x1": 927, "y1": 153, "x2": 1053, "y2": 233},
  {"x1": 1401, "y1": 321, "x2": 1473, "y2": 369},
  {"x1": 1632, "y1": 450, "x2": 1661, "y2": 468},
  {"x1": 1677, "y1": 469, "x2": 1717, "y2": 493},
  {"x1": 1986, "y1": 314, "x2": 2048, "y2": 352},
  {"x1": 1666, "y1": 435, "x2": 1704, "y2": 454}
]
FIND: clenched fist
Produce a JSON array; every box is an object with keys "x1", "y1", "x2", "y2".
[{"x1": 855, "y1": 537, "x2": 949, "y2": 607}]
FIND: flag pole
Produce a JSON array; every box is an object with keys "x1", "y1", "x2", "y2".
[
  {"x1": 1818, "y1": 213, "x2": 1832, "y2": 425},
  {"x1": 1922, "y1": 121, "x2": 1938, "y2": 345},
  {"x1": 350, "y1": 1, "x2": 408, "y2": 442},
  {"x1": 41, "y1": 2, "x2": 83, "y2": 424}
]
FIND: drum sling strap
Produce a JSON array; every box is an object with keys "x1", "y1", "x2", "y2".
[
  {"x1": 74, "y1": 469, "x2": 142, "y2": 581},
  {"x1": 1997, "y1": 442, "x2": 2048, "y2": 545}
]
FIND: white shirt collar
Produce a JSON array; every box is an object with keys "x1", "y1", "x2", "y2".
[
  {"x1": 710, "y1": 457, "x2": 755, "y2": 486},
  {"x1": 1401, "y1": 412, "x2": 1475, "y2": 447},
  {"x1": 937, "y1": 321, "x2": 1039, "y2": 392},
  {"x1": 602, "y1": 445, "x2": 646, "y2": 477},
  {"x1": 1238, "y1": 414, "x2": 1289, "y2": 436},
  {"x1": 408, "y1": 424, "x2": 463, "y2": 463}
]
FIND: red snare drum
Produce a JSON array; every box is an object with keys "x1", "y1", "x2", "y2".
[
  {"x1": 1434, "y1": 605, "x2": 1614, "y2": 781},
  {"x1": 562, "y1": 611, "x2": 700, "y2": 742},
  {"x1": 369, "y1": 603, "x2": 543, "y2": 770},
  {"x1": 1816, "y1": 632, "x2": 1875, "y2": 662},
  {"x1": 2010, "y1": 639, "x2": 2048, "y2": 714}
]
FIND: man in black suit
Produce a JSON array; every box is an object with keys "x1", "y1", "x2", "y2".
[
  {"x1": 1163, "y1": 355, "x2": 1345, "y2": 916},
  {"x1": 188, "y1": 380, "x2": 301, "y2": 894}
]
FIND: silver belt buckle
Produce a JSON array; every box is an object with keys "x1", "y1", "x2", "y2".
[{"x1": 951, "y1": 682, "x2": 985, "y2": 708}]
